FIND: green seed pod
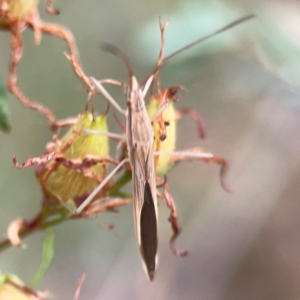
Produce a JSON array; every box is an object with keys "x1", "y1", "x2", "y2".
[
  {"x1": 0, "y1": 0, "x2": 39, "y2": 28},
  {"x1": 148, "y1": 96, "x2": 176, "y2": 175},
  {"x1": 6, "y1": 0, "x2": 38, "y2": 18},
  {"x1": 37, "y1": 112, "x2": 110, "y2": 206}
]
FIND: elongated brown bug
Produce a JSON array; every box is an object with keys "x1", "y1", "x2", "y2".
[{"x1": 78, "y1": 14, "x2": 255, "y2": 280}]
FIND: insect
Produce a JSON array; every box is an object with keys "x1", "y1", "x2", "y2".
[
  {"x1": 78, "y1": 69, "x2": 159, "y2": 280},
  {"x1": 77, "y1": 14, "x2": 255, "y2": 280}
]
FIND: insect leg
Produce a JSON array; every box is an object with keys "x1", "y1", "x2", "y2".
[
  {"x1": 76, "y1": 158, "x2": 129, "y2": 214},
  {"x1": 149, "y1": 101, "x2": 170, "y2": 123},
  {"x1": 83, "y1": 129, "x2": 126, "y2": 160},
  {"x1": 90, "y1": 77, "x2": 126, "y2": 115},
  {"x1": 83, "y1": 128, "x2": 125, "y2": 140},
  {"x1": 77, "y1": 197, "x2": 133, "y2": 217},
  {"x1": 142, "y1": 75, "x2": 154, "y2": 97}
]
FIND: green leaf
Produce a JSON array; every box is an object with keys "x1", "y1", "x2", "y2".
[
  {"x1": 29, "y1": 229, "x2": 54, "y2": 288},
  {"x1": 0, "y1": 81, "x2": 11, "y2": 133}
]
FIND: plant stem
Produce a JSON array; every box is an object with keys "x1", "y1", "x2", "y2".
[{"x1": 0, "y1": 211, "x2": 65, "y2": 252}]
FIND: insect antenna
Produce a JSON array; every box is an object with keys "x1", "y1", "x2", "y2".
[
  {"x1": 142, "y1": 13, "x2": 255, "y2": 85},
  {"x1": 100, "y1": 42, "x2": 134, "y2": 85}
]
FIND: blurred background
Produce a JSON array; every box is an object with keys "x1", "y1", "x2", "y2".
[{"x1": 1, "y1": 0, "x2": 300, "y2": 299}]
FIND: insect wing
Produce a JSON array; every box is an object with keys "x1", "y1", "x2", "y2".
[
  {"x1": 131, "y1": 144, "x2": 158, "y2": 280},
  {"x1": 140, "y1": 180, "x2": 157, "y2": 280},
  {"x1": 126, "y1": 77, "x2": 158, "y2": 280}
]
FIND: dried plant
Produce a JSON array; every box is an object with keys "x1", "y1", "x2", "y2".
[{"x1": 0, "y1": 4, "x2": 255, "y2": 296}]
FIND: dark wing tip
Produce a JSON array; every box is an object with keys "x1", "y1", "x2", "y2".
[
  {"x1": 140, "y1": 181, "x2": 158, "y2": 281},
  {"x1": 148, "y1": 270, "x2": 155, "y2": 281}
]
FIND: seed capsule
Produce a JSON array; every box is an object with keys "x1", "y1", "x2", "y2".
[
  {"x1": 148, "y1": 93, "x2": 176, "y2": 175},
  {"x1": 36, "y1": 112, "x2": 110, "y2": 206},
  {"x1": 0, "y1": 0, "x2": 39, "y2": 28}
]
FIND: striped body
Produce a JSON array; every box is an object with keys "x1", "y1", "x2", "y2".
[{"x1": 126, "y1": 77, "x2": 158, "y2": 280}]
